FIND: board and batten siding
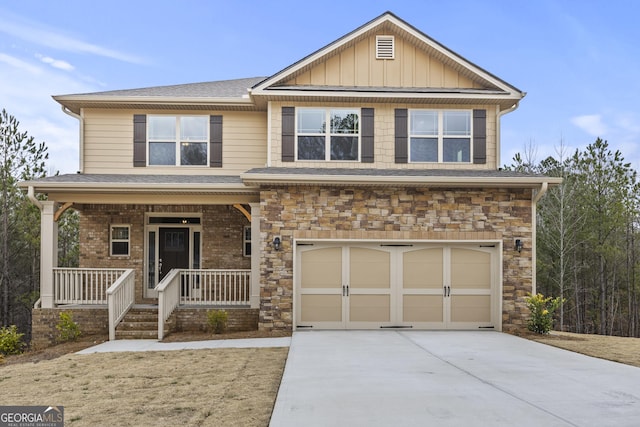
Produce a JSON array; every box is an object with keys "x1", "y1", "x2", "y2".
[
  {"x1": 284, "y1": 33, "x2": 485, "y2": 90},
  {"x1": 82, "y1": 109, "x2": 267, "y2": 175},
  {"x1": 269, "y1": 101, "x2": 498, "y2": 170}
]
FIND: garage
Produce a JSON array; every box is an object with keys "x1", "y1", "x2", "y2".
[{"x1": 295, "y1": 242, "x2": 501, "y2": 330}]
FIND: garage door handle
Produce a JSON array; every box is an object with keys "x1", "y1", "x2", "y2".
[
  {"x1": 443, "y1": 286, "x2": 451, "y2": 297},
  {"x1": 342, "y1": 285, "x2": 349, "y2": 296}
]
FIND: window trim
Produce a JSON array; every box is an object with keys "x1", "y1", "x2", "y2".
[
  {"x1": 147, "y1": 115, "x2": 209, "y2": 167},
  {"x1": 408, "y1": 109, "x2": 473, "y2": 163},
  {"x1": 295, "y1": 107, "x2": 361, "y2": 162},
  {"x1": 243, "y1": 225, "x2": 251, "y2": 257},
  {"x1": 110, "y1": 224, "x2": 130, "y2": 257}
]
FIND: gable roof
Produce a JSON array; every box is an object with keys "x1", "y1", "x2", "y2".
[
  {"x1": 250, "y1": 11, "x2": 524, "y2": 108},
  {"x1": 53, "y1": 11, "x2": 524, "y2": 113}
]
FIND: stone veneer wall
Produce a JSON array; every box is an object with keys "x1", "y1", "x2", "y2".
[
  {"x1": 79, "y1": 204, "x2": 250, "y2": 303},
  {"x1": 31, "y1": 308, "x2": 109, "y2": 349},
  {"x1": 259, "y1": 186, "x2": 533, "y2": 332}
]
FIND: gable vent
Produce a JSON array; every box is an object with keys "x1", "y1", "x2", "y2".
[{"x1": 376, "y1": 35, "x2": 395, "y2": 59}]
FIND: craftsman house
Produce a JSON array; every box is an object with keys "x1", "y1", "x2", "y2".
[{"x1": 21, "y1": 11, "x2": 560, "y2": 347}]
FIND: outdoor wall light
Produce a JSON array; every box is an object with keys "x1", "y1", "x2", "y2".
[
  {"x1": 273, "y1": 236, "x2": 282, "y2": 251},
  {"x1": 515, "y1": 239, "x2": 523, "y2": 253}
]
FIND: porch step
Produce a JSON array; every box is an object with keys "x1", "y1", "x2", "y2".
[{"x1": 115, "y1": 307, "x2": 159, "y2": 340}]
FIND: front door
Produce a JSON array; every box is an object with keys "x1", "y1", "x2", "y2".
[
  {"x1": 145, "y1": 226, "x2": 193, "y2": 298},
  {"x1": 159, "y1": 228, "x2": 190, "y2": 281}
]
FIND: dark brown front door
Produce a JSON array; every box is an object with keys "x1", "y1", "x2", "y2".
[{"x1": 159, "y1": 228, "x2": 190, "y2": 281}]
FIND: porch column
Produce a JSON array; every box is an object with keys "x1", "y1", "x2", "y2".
[
  {"x1": 249, "y1": 202, "x2": 261, "y2": 309},
  {"x1": 40, "y1": 201, "x2": 59, "y2": 308}
]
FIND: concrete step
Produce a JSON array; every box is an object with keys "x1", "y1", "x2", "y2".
[
  {"x1": 121, "y1": 313, "x2": 158, "y2": 322},
  {"x1": 115, "y1": 307, "x2": 160, "y2": 340},
  {"x1": 115, "y1": 329, "x2": 158, "y2": 339},
  {"x1": 117, "y1": 321, "x2": 157, "y2": 331}
]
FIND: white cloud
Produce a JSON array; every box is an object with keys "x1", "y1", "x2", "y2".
[
  {"x1": 0, "y1": 52, "x2": 42, "y2": 75},
  {"x1": 571, "y1": 114, "x2": 607, "y2": 137},
  {"x1": 0, "y1": 12, "x2": 145, "y2": 65},
  {"x1": 36, "y1": 54, "x2": 75, "y2": 71},
  {"x1": 0, "y1": 53, "x2": 95, "y2": 174}
]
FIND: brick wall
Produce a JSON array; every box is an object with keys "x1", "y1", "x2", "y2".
[
  {"x1": 171, "y1": 307, "x2": 259, "y2": 333},
  {"x1": 31, "y1": 308, "x2": 109, "y2": 350},
  {"x1": 259, "y1": 185, "x2": 533, "y2": 332},
  {"x1": 79, "y1": 204, "x2": 250, "y2": 303}
]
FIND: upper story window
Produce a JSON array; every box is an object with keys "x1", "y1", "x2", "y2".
[
  {"x1": 409, "y1": 110, "x2": 471, "y2": 163},
  {"x1": 297, "y1": 108, "x2": 360, "y2": 161},
  {"x1": 148, "y1": 116, "x2": 208, "y2": 166}
]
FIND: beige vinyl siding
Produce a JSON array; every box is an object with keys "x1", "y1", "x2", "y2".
[
  {"x1": 82, "y1": 109, "x2": 267, "y2": 175},
  {"x1": 270, "y1": 101, "x2": 497, "y2": 170},
  {"x1": 285, "y1": 33, "x2": 485, "y2": 90}
]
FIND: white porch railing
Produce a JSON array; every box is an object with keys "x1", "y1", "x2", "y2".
[
  {"x1": 53, "y1": 268, "x2": 127, "y2": 305},
  {"x1": 157, "y1": 269, "x2": 182, "y2": 341},
  {"x1": 157, "y1": 269, "x2": 251, "y2": 340},
  {"x1": 106, "y1": 269, "x2": 136, "y2": 341},
  {"x1": 179, "y1": 269, "x2": 251, "y2": 305}
]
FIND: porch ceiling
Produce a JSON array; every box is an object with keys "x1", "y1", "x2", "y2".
[{"x1": 18, "y1": 174, "x2": 260, "y2": 205}]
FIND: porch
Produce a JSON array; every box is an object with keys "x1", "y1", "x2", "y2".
[{"x1": 35, "y1": 267, "x2": 256, "y2": 343}]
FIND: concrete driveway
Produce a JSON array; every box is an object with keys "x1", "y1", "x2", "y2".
[{"x1": 270, "y1": 331, "x2": 640, "y2": 427}]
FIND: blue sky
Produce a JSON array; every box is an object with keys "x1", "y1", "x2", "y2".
[{"x1": 1, "y1": 0, "x2": 639, "y2": 174}]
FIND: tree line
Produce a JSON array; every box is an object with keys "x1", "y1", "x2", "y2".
[
  {"x1": 0, "y1": 109, "x2": 77, "y2": 342},
  {"x1": 507, "y1": 138, "x2": 640, "y2": 337}
]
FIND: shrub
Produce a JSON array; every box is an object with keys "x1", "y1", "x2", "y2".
[
  {"x1": 207, "y1": 309, "x2": 228, "y2": 334},
  {"x1": 56, "y1": 311, "x2": 81, "y2": 342},
  {"x1": 525, "y1": 293, "x2": 565, "y2": 334},
  {"x1": 0, "y1": 325, "x2": 25, "y2": 355}
]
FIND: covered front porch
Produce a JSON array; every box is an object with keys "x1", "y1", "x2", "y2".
[{"x1": 21, "y1": 175, "x2": 263, "y2": 345}]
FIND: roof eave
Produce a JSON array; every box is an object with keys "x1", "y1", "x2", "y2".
[
  {"x1": 18, "y1": 181, "x2": 259, "y2": 194},
  {"x1": 53, "y1": 95, "x2": 255, "y2": 113},
  {"x1": 250, "y1": 88, "x2": 523, "y2": 101},
  {"x1": 240, "y1": 173, "x2": 563, "y2": 188}
]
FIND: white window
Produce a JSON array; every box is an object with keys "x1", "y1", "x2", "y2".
[
  {"x1": 148, "y1": 116, "x2": 208, "y2": 166},
  {"x1": 409, "y1": 110, "x2": 471, "y2": 163},
  {"x1": 243, "y1": 226, "x2": 251, "y2": 257},
  {"x1": 110, "y1": 225, "x2": 130, "y2": 256},
  {"x1": 297, "y1": 108, "x2": 360, "y2": 161}
]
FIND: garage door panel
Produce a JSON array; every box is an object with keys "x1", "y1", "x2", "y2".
[
  {"x1": 450, "y1": 295, "x2": 491, "y2": 323},
  {"x1": 451, "y1": 249, "x2": 491, "y2": 289},
  {"x1": 349, "y1": 295, "x2": 390, "y2": 322},
  {"x1": 301, "y1": 294, "x2": 343, "y2": 322},
  {"x1": 403, "y1": 248, "x2": 443, "y2": 289},
  {"x1": 403, "y1": 295, "x2": 443, "y2": 322},
  {"x1": 350, "y1": 247, "x2": 390, "y2": 289},
  {"x1": 301, "y1": 247, "x2": 342, "y2": 288}
]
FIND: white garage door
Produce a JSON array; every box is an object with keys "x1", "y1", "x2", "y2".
[{"x1": 295, "y1": 242, "x2": 500, "y2": 330}]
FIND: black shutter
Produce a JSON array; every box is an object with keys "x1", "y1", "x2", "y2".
[
  {"x1": 210, "y1": 115, "x2": 223, "y2": 167},
  {"x1": 361, "y1": 108, "x2": 374, "y2": 163},
  {"x1": 133, "y1": 114, "x2": 146, "y2": 167},
  {"x1": 394, "y1": 109, "x2": 408, "y2": 163},
  {"x1": 282, "y1": 107, "x2": 295, "y2": 162},
  {"x1": 473, "y1": 109, "x2": 487, "y2": 164}
]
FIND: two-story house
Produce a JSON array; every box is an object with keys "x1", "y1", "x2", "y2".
[{"x1": 21, "y1": 12, "x2": 560, "y2": 347}]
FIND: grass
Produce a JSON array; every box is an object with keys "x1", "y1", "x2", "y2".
[
  {"x1": 524, "y1": 330, "x2": 640, "y2": 367},
  {"x1": 1, "y1": 335, "x2": 288, "y2": 427}
]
